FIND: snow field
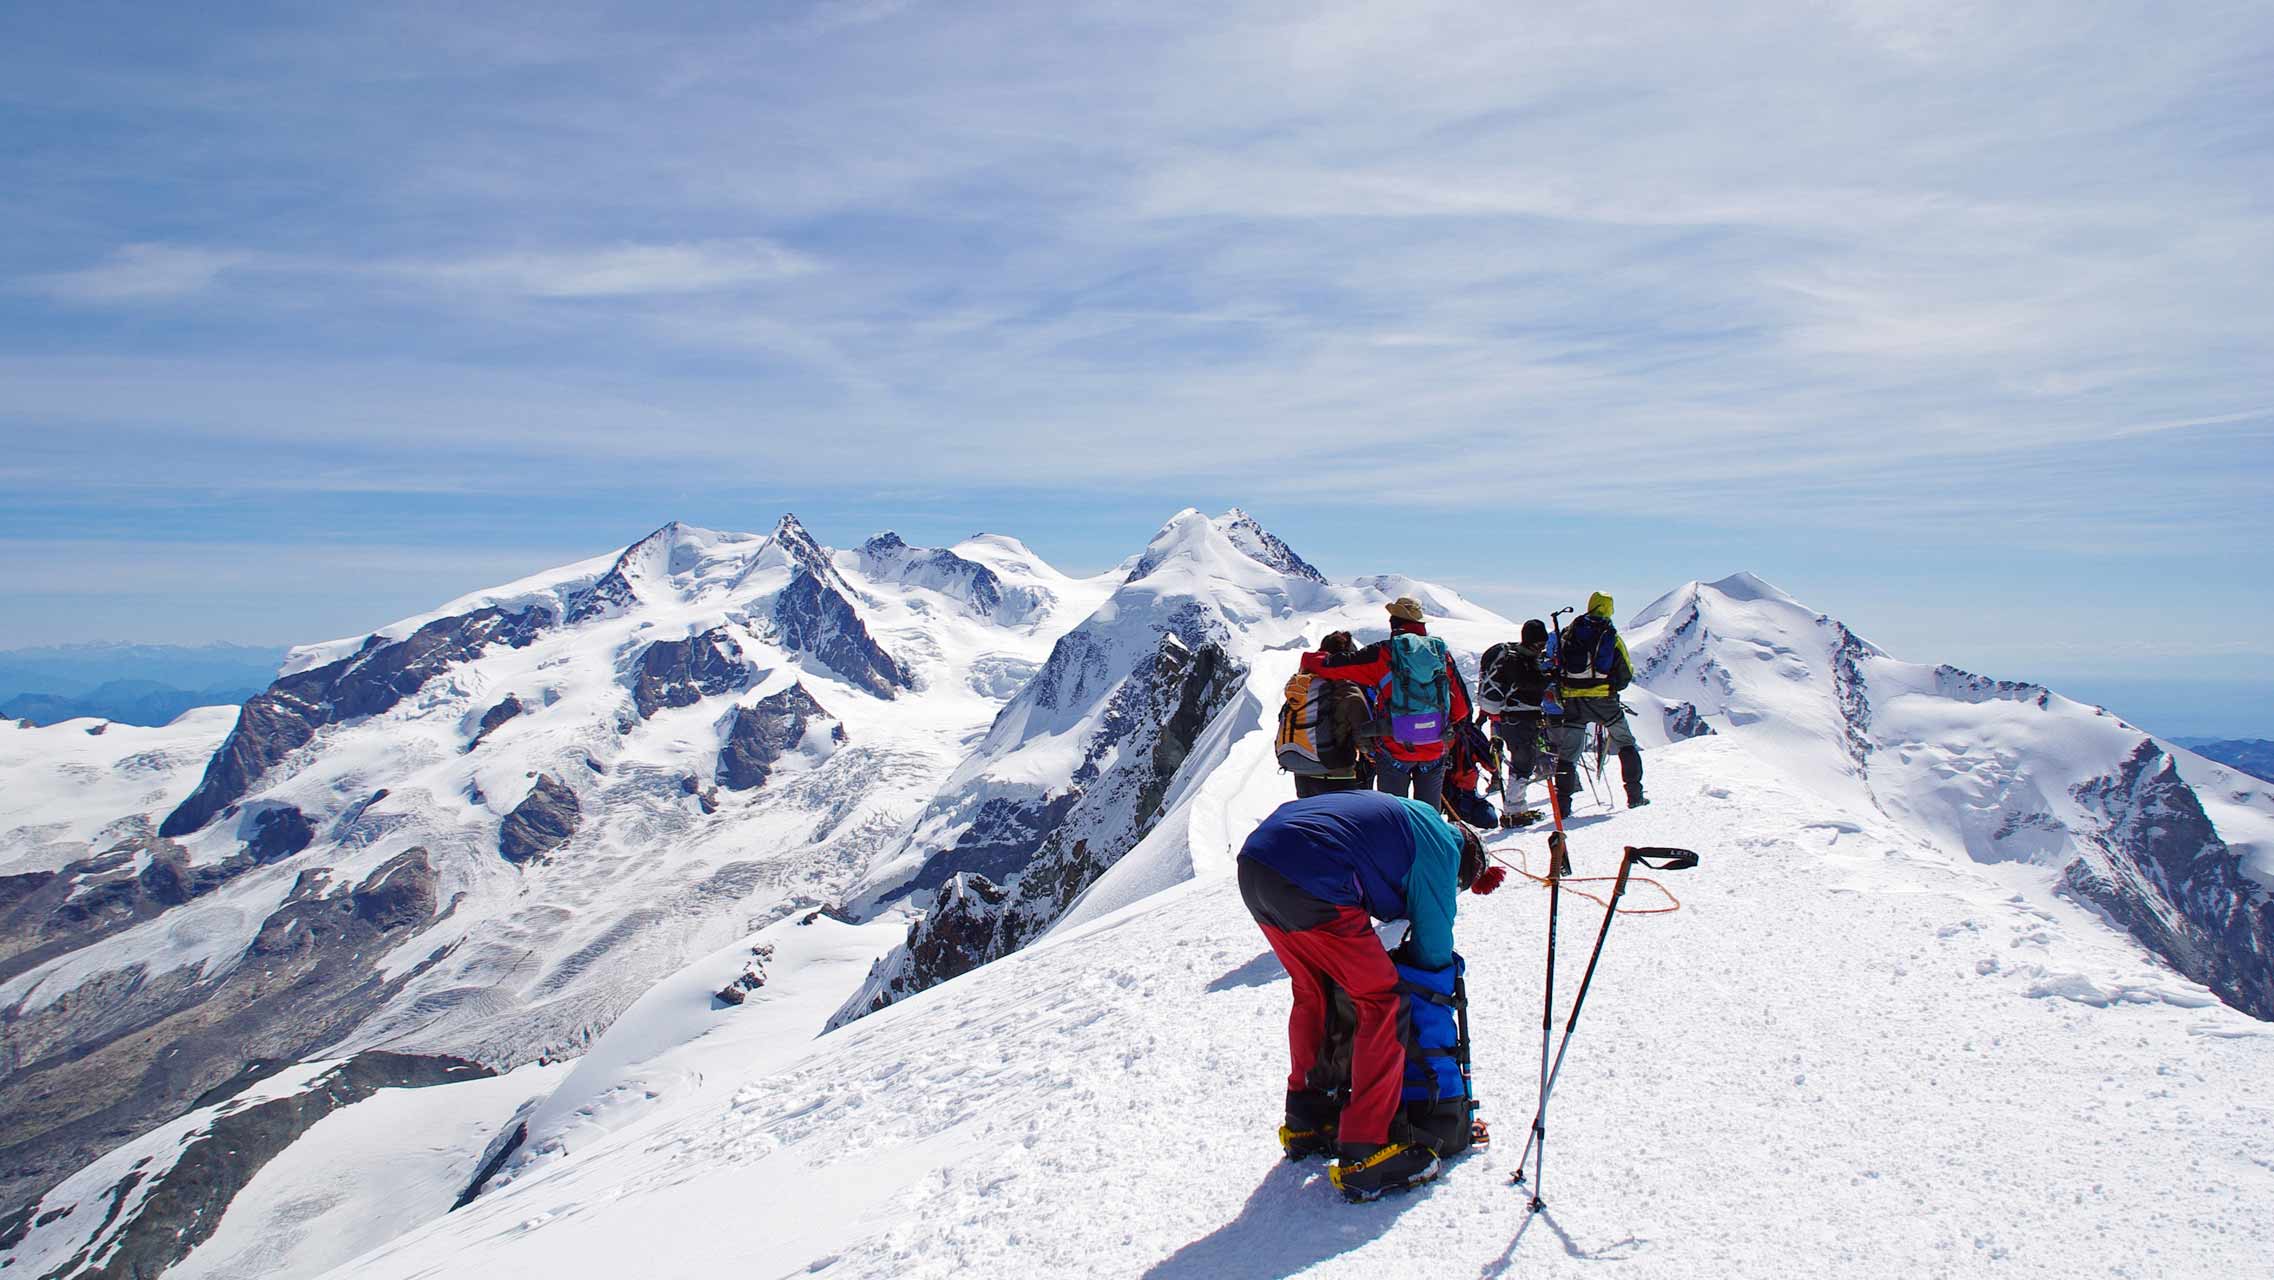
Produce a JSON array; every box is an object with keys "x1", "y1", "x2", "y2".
[
  {"x1": 327, "y1": 736, "x2": 2274, "y2": 1279},
  {"x1": 0, "y1": 706, "x2": 238, "y2": 875}
]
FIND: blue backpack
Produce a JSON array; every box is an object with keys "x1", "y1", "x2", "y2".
[
  {"x1": 1384, "y1": 633, "x2": 1451, "y2": 745},
  {"x1": 1395, "y1": 951, "x2": 1476, "y2": 1155},
  {"x1": 1560, "y1": 614, "x2": 1628, "y2": 689},
  {"x1": 1312, "y1": 950, "x2": 1479, "y2": 1158}
]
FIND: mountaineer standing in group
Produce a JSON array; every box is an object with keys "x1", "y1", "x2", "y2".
[
  {"x1": 1300, "y1": 597, "x2": 1470, "y2": 808},
  {"x1": 1552, "y1": 592, "x2": 1646, "y2": 815},
  {"x1": 1476, "y1": 618, "x2": 1556, "y2": 819},
  {"x1": 1236, "y1": 788, "x2": 1500, "y2": 1200},
  {"x1": 1276, "y1": 631, "x2": 1376, "y2": 798}
]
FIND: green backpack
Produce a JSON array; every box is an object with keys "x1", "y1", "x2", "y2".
[{"x1": 1384, "y1": 633, "x2": 1451, "y2": 745}]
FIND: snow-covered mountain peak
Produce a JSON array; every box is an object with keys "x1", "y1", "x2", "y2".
[
  {"x1": 766, "y1": 512, "x2": 832, "y2": 573},
  {"x1": 602, "y1": 521, "x2": 771, "y2": 602},
  {"x1": 1123, "y1": 507, "x2": 1322, "y2": 600},
  {"x1": 846, "y1": 531, "x2": 1055, "y2": 627},
  {"x1": 1212, "y1": 508, "x2": 1325, "y2": 583},
  {"x1": 1704, "y1": 570, "x2": 1803, "y2": 607}
]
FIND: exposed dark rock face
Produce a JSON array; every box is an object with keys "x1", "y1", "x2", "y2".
[
  {"x1": 0, "y1": 850, "x2": 447, "y2": 1231},
  {"x1": 994, "y1": 636, "x2": 1243, "y2": 947},
  {"x1": 774, "y1": 570, "x2": 908, "y2": 698},
  {"x1": 245, "y1": 805, "x2": 314, "y2": 864},
  {"x1": 847, "y1": 873, "x2": 1014, "y2": 1019},
  {"x1": 15, "y1": 1051, "x2": 490, "y2": 1280},
  {"x1": 2062, "y1": 742, "x2": 2274, "y2": 1020},
  {"x1": 467, "y1": 693, "x2": 524, "y2": 750},
  {"x1": 250, "y1": 851, "x2": 436, "y2": 957},
  {"x1": 161, "y1": 606, "x2": 550, "y2": 837},
  {"x1": 499, "y1": 775, "x2": 581, "y2": 863},
  {"x1": 1823, "y1": 618, "x2": 1877, "y2": 773},
  {"x1": 716, "y1": 683, "x2": 839, "y2": 792},
  {"x1": 891, "y1": 794, "x2": 1080, "y2": 899},
  {"x1": 633, "y1": 628, "x2": 753, "y2": 718},
  {"x1": 1662, "y1": 702, "x2": 1716, "y2": 741},
  {"x1": 840, "y1": 634, "x2": 1245, "y2": 1024}
]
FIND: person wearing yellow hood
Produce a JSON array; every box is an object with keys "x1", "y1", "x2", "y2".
[{"x1": 1549, "y1": 591, "x2": 1646, "y2": 815}]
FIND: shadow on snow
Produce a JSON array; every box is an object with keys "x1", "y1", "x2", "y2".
[
  {"x1": 1142, "y1": 1158, "x2": 1432, "y2": 1279},
  {"x1": 1204, "y1": 951, "x2": 1286, "y2": 992}
]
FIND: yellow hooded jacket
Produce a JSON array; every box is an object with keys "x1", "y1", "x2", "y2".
[{"x1": 1559, "y1": 591, "x2": 1632, "y2": 700}]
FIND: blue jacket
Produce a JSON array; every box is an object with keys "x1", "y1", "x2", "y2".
[{"x1": 1237, "y1": 790, "x2": 1462, "y2": 967}]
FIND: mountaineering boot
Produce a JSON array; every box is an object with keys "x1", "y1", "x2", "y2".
[
  {"x1": 1329, "y1": 1140, "x2": 1440, "y2": 1202},
  {"x1": 1627, "y1": 793, "x2": 1650, "y2": 809},
  {"x1": 1280, "y1": 1089, "x2": 1338, "y2": 1161},
  {"x1": 1619, "y1": 746, "x2": 1645, "y2": 809}
]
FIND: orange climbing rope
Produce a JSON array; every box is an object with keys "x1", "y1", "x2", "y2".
[
  {"x1": 1439, "y1": 791, "x2": 1684, "y2": 914},
  {"x1": 1485, "y1": 844, "x2": 1683, "y2": 914}
]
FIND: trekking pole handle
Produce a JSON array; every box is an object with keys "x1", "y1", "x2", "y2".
[
  {"x1": 1622, "y1": 846, "x2": 1699, "y2": 872},
  {"x1": 1547, "y1": 829, "x2": 1571, "y2": 879}
]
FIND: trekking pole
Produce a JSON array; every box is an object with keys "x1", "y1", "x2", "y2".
[
  {"x1": 1510, "y1": 844, "x2": 1699, "y2": 1211},
  {"x1": 1514, "y1": 775, "x2": 1574, "y2": 1208}
]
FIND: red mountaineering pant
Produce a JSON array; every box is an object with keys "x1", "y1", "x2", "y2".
[{"x1": 1239, "y1": 858, "x2": 1403, "y2": 1147}]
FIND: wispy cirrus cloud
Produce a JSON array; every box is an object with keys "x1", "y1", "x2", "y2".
[
  {"x1": 385, "y1": 239, "x2": 817, "y2": 297},
  {"x1": 27, "y1": 238, "x2": 816, "y2": 304},
  {"x1": 29, "y1": 244, "x2": 255, "y2": 302}
]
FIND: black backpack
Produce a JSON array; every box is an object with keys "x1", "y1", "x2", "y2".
[{"x1": 1477, "y1": 642, "x2": 1549, "y2": 712}]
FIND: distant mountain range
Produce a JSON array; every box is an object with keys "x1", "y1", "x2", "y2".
[
  {"x1": 0, "y1": 644, "x2": 287, "y2": 727},
  {"x1": 2176, "y1": 738, "x2": 2274, "y2": 783}
]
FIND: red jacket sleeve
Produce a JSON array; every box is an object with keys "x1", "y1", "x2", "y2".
[
  {"x1": 1301, "y1": 641, "x2": 1391, "y2": 686},
  {"x1": 1446, "y1": 653, "x2": 1472, "y2": 722}
]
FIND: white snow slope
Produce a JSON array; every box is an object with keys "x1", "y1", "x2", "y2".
[{"x1": 326, "y1": 735, "x2": 2274, "y2": 1280}]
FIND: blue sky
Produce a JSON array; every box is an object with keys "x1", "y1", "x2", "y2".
[{"x1": 2, "y1": 1, "x2": 2270, "y2": 736}]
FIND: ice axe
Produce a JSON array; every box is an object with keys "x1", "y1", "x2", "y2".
[{"x1": 1511, "y1": 844, "x2": 1699, "y2": 1212}]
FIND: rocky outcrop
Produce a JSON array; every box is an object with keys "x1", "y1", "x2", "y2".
[
  {"x1": 0, "y1": 850, "x2": 448, "y2": 1230},
  {"x1": 253, "y1": 850, "x2": 440, "y2": 955},
  {"x1": 1662, "y1": 701, "x2": 1716, "y2": 741},
  {"x1": 161, "y1": 605, "x2": 550, "y2": 837},
  {"x1": 2062, "y1": 742, "x2": 2274, "y2": 1020},
  {"x1": 713, "y1": 943, "x2": 774, "y2": 1006},
  {"x1": 843, "y1": 874, "x2": 1013, "y2": 1019},
  {"x1": 245, "y1": 805, "x2": 314, "y2": 864},
  {"x1": 839, "y1": 633, "x2": 1245, "y2": 1024},
  {"x1": 774, "y1": 569, "x2": 908, "y2": 698},
  {"x1": 716, "y1": 683, "x2": 842, "y2": 791},
  {"x1": 466, "y1": 693, "x2": 523, "y2": 750},
  {"x1": 499, "y1": 775, "x2": 581, "y2": 863},
  {"x1": 892, "y1": 794, "x2": 1080, "y2": 898},
  {"x1": 5, "y1": 1051, "x2": 490, "y2": 1280},
  {"x1": 633, "y1": 628, "x2": 754, "y2": 718}
]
